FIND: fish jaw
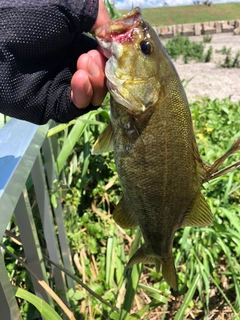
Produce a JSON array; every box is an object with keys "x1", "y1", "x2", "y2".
[
  {"x1": 94, "y1": 7, "x2": 142, "y2": 73},
  {"x1": 94, "y1": 7, "x2": 142, "y2": 48}
]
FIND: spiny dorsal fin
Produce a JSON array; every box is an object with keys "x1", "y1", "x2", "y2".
[
  {"x1": 91, "y1": 123, "x2": 114, "y2": 155},
  {"x1": 181, "y1": 191, "x2": 213, "y2": 227},
  {"x1": 113, "y1": 197, "x2": 139, "y2": 229}
]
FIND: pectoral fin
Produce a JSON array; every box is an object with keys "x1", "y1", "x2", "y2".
[
  {"x1": 181, "y1": 191, "x2": 212, "y2": 227},
  {"x1": 91, "y1": 123, "x2": 114, "y2": 154},
  {"x1": 113, "y1": 197, "x2": 138, "y2": 229}
]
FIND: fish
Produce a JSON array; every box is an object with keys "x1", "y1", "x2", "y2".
[{"x1": 92, "y1": 7, "x2": 240, "y2": 291}]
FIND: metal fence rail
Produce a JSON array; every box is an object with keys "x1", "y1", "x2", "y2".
[{"x1": 0, "y1": 119, "x2": 74, "y2": 319}]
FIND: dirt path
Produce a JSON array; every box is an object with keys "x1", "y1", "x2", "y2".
[{"x1": 166, "y1": 33, "x2": 240, "y2": 103}]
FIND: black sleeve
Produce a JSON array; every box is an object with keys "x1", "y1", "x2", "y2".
[{"x1": 0, "y1": 0, "x2": 99, "y2": 125}]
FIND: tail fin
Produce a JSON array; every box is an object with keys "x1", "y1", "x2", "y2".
[
  {"x1": 162, "y1": 259, "x2": 178, "y2": 291},
  {"x1": 127, "y1": 245, "x2": 178, "y2": 291}
]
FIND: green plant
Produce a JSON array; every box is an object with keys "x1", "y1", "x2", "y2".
[
  {"x1": 4, "y1": 95, "x2": 240, "y2": 319},
  {"x1": 105, "y1": 0, "x2": 122, "y2": 19},
  {"x1": 55, "y1": 98, "x2": 240, "y2": 319},
  {"x1": 165, "y1": 34, "x2": 205, "y2": 63},
  {"x1": 204, "y1": 45, "x2": 212, "y2": 62},
  {"x1": 216, "y1": 46, "x2": 231, "y2": 55},
  {"x1": 221, "y1": 52, "x2": 240, "y2": 68},
  {"x1": 0, "y1": 113, "x2": 10, "y2": 128},
  {"x1": 13, "y1": 287, "x2": 62, "y2": 320},
  {"x1": 203, "y1": 35, "x2": 212, "y2": 43}
]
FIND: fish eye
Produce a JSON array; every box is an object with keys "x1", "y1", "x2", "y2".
[{"x1": 140, "y1": 40, "x2": 153, "y2": 55}]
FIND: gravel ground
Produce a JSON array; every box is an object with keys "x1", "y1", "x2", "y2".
[{"x1": 166, "y1": 33, "x2": 240, "y2": 103}]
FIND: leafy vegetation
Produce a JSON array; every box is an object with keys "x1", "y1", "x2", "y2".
[
  {"x1": 59, "y1": 97, "x2": 240, "y2": 319},
  {"x1": 5, "y1": 94, "x2": 240, "y2": 319},
  {"x1": 165, "y1": 34, "x2": 212, "y2": 63},
  {"x1": 164, "y1": 35, "x2": 240, "y2": 67},
  {"x1": 216, "y1": 46, "x2": 232, "y2": 55},
  {"x1": 203, "y1": 34, "x2": 212, "y2": 43},
  {"x1": 221, "y1": 52, "x2": 240, "y2": 68},
  {"x1": 215, "y1": 46, "x2": 240, "y2": 68},
  {"x1": 0, "y1": 113, "x2": 10, "y2": 128}
]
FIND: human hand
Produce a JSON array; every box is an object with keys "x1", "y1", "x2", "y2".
[
  {"x1": 71, "y1": 0, "x2": 110, "y2": 110},
  {"x1": 71, "y1": 49, "x2": 108, "y2": 109}
]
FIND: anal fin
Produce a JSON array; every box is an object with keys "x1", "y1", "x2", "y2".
[
  {"x1": 113, "y1": 197, "x2": 138, "y2": 229},
  {"x1": 181, "y1": 191, "x2": 213, "y2": 227}
]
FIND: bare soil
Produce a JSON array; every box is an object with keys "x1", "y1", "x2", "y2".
[{"x1": 166, "y1": 33, "x2": 240, "y2": 103}]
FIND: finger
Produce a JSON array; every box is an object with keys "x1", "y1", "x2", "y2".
[
  {"x1": 87, "y1": 57, "x2": 107, "y2": 106},
  {"x1": 86, "y1": 49, "x2": 107, "y2": 71},
  {"x1": 71, "y1": 70, "x2": 93, "y2": 109},
  {"x1": 77, "y1": 53, "x2": 107, "y2": 106},
  {"x1": 76, "y1": 50, "x2": 106, "y2": 71},
  {"x1": 76, "y1": 53, "x2": 89, "y2": 70}
]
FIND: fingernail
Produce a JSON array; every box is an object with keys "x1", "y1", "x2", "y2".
[{"x1": 88, "y1": 57, "x2": 99, "y2": 76}]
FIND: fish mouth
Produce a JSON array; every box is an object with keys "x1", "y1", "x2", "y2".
[{"x1": 94, "y1": 7, "x2": 142, "y2": 58}]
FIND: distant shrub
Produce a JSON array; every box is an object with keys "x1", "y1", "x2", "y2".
[
  {"x1": 221, "y1": 52, "x2": 240, "y2": 68},
  {"x1": 165, "y1": 34, "x2": 206, "y2": 63},
  {"x1": 204, "y1": 46, "x2": 213, "y2": 62},
  {"x1": 216, "y1": 46, "x2": 231, "y2": 55},
  {"x1": 203, "y1": 34, "x2": 212, "y2": 43}
]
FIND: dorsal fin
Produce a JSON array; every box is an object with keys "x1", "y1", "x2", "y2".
[
  {"x1": 91, "y1": 123, "x2": 114, "y2": 154},
  {"x1": 181, "y1": 191, "x2": 213, "y2": 227}
]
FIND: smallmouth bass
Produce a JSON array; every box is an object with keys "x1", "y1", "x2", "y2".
[{"x1": 92, "y1": 8, "x2": 240, "y2": 291}]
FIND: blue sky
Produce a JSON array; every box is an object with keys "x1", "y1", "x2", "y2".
[{"x1": 114, "y1": 0, "x2": 240, "y2": 9}]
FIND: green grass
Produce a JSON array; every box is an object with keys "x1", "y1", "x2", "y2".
[
  {"x1": 3, "y1": 97, "x2": 240, "y2": 319},
  {"x1": 46, "y1": 96, "x2": 240, "y2": 319},
  {"x1": 120, "y1": 3, "x2": 240, "y2": 26}
]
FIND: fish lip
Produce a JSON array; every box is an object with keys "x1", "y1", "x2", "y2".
[{"x1": 94, "y1": 7, "x2": 142, "y2": 45}]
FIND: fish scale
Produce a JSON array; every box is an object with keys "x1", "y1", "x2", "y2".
[{"x1": 92, "y1": 7, "x2": 240, "y2": 290}]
